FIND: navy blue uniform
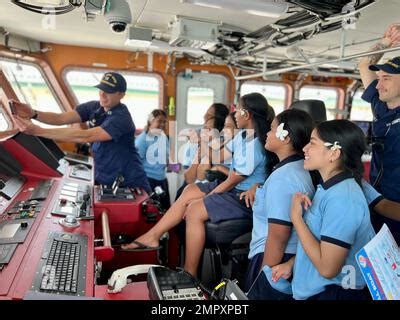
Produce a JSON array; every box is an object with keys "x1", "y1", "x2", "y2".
[
  {"x1": 76, "y1": 101, "x2": 151, "y2": 192},
  {"x1": 362, "y1": 80, "x2": 400, "y2": 243}
]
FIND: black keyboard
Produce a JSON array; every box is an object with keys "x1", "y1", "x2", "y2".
[
  {"x1": 32, "y1": 232, "x2": 87, "y2": 296},
  {"x1": 29, "y1": 180, "x2": 53, "y2": 201}
]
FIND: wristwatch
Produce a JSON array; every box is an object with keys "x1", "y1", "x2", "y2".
[{"x1": 31, "y1": 110, "x2": 38, "y2": 119}]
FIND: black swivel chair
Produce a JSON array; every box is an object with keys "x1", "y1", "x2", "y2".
[
  {"x1": 290, "y1": 99, "x2": 327, "y2": 124},
  {"x1": 199, "y1": 218, "x2": 253, "y2": 290}
]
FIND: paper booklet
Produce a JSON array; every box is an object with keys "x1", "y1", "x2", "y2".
[{"x1": 356, "y1": 224, "x2": 400, "y2": 300}]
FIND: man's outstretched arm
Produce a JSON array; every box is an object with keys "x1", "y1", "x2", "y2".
[
  {"x1": 10, "y1": 100, "x2": 81, "y2": 125},
  {"x1": 14, "y1": 116, "x2": 111, "y2": 143}
]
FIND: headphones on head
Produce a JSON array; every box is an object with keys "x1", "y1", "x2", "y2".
[{"x1": 239, "y1": 109, "x2": 248, "y2": 117}]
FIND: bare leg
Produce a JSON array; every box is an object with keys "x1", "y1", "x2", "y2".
[
  {"x1": 183, "y1": 199, "x2": 209, "y2": 277},
  {"x1": 121, "y1": 183, "x2": 205, "y2": 250}
]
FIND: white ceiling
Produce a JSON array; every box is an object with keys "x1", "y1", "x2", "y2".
[{"x1": 1, "y1": 0, "x2": 400, "y2": 71}]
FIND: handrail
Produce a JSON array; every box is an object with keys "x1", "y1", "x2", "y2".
[
  {"x1": 101, "y1": 211, "x2": 111, "y2": 248},
  {"x1": 235, "y1": 45, "x2": 400, "y2": 80},
  {"x1": 94, "y1": 210, "x2": 114, "y2": 262}
]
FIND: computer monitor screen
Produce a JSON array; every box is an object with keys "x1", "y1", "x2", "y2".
[
  {"x1": 0, "y1": 145, "x2": 22, "y2": 178},
  {"x1": 12, "y1": 133, "x2": 66, "y2": 175}
]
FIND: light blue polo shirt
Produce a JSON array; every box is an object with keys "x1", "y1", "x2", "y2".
[
  {"x1": 249, "y1": 155, "x2": 315, "y2": 259},
  {"x1": 230, "y1": 130, "x2": 267, "y2": 191},
  {"x1": 291, "y1": 173, "x2": 376, "y2": 300},
  {"x1": 135, "y1": 131, "x2": 169, "y2": 181},
  {"x1": 361, "y1": 179, "x2": 384, "y2": 208}
]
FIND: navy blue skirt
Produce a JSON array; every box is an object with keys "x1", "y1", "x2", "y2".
[{"x1": 196, "y1": 181, "x2": 252, "y2": 223}]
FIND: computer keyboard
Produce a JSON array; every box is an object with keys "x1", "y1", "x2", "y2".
[
  {"x1": 29, "y1": 180, "x2": 53, "y2": 201},
  {"x1": 32, "y1": 232, "x2": 87, "y2": 296}
]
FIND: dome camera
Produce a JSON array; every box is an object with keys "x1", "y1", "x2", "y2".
[{"x1": 104, "y1": 0, "x2": 132, "y2": 33}]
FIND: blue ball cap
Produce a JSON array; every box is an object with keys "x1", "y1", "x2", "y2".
[
  {"x1": 369, "y1": 56, "x2": 400, "y2": 74},
  {"x1": 95, "y1": 72, "x2": 127, "y2": 93}
]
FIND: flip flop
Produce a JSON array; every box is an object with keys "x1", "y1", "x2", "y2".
[{"x1": 119, "y1": 240, "x2": 162, "y2": 252}]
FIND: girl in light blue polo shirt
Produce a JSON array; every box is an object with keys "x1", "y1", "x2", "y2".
[
  {"x1": 135, "y1": 109, "x2": 170, "y2": 209},
  {"x1": 122, "y1": 93, "x2": 275, "y2": 278},
  {"x1": 243, "y1": 109, "x2": 315, "y2": 299},
  {"x1": 287, "y1": 120, "x2": 375, "y2": 300}
]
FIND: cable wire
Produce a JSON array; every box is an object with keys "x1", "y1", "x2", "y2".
[{"x1": 11, "y1": 0, "x2": 81, "y2": 15}]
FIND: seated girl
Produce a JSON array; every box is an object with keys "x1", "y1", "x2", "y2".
[
  {"x1": 197, "y1": 112, "x2": 238, "y2": 183},
  {"x1": 135, "y1": 109, "x2": 170, "y2": 209},
  {"x1": 175, "y1": 103, "x2": 229, "y2": 200},
  {"x1": 183, "y1": 103, "x2": 229, "y2": 184},
  {"x1": 270, "y1": 120, "x2": 376, "y2": 300},
  {"x1": 240, "y1": 109, "x2": 315, "y2": 298},
  {"x1": 121, "y1": 92, "x2": 275, "y2": 277}
]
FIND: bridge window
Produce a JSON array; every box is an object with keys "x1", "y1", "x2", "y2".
[
  {"x1": 187, "y1": 87, "x2": 215, "y2": 125},
  {"x1": 299, "y1": 86, "x2": 339, "y2": 120},
  {"x1": 0, "y1": 58, "x2": 64, "y2": 128},
  {"x1": 0, "y1": 91, "x2": 10, "y2": 132},
  {"x1": 0, "y1": 111, "x2": 8, "y2": 131},
  {"x1": 240, "y1": 82, "x2": 288, "y2": 114},
  {"x1": 64, "y1": 69, "x2": 162, "y2": 129},
  {"x1": 350, "y1": 89, "x2": 373, "y2": 121}
]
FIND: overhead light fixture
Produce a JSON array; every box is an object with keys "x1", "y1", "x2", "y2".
[
  {"x1": 181, "y1": 0, "x2": 288, "y2": 18},
  {"x1": 169, "y1": 17, "x2": 219, "y2": 49},
  {"x1": 125, "y1": 27, "x2": 153, "y2": 48}
]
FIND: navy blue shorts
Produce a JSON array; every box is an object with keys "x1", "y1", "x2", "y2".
[
  {"x1": 196, "y1": 181, "x2": 252, "y2": 223},
  {"x1": 307, "y1": 285, "x2": 370, "y2": 300},
  {"x1": 243, "y1": 252, "x2": 263, "y2": 292},
  {"x1": 244, "y1": 252, "x2": 295, "y2": 294}
]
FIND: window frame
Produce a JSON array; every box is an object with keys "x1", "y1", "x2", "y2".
[
  {"x1": 299, "y1": 85, "x2": 344, "y2": 119},
  {"x1": 62, "y1": 66, "x2": 164, "y2": 108},
  {"x1": 185, "y1": 86, "x2": 216, "y2": 125},
  {"x1": 62, "y1": 67, "x2": 164, "y2": 130},
  {"x1": 0, "y1": 56, "x2": 66, "y2": 113},
  {"x1": 240, "y1": 81, "x2": 292, "y2": 113},
  {"x1": 0, "y1": 100, "x2": 11, "y2": 132},
  {"x1": 350, "y1": 87, "x2": 373, "y2": 121}
]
